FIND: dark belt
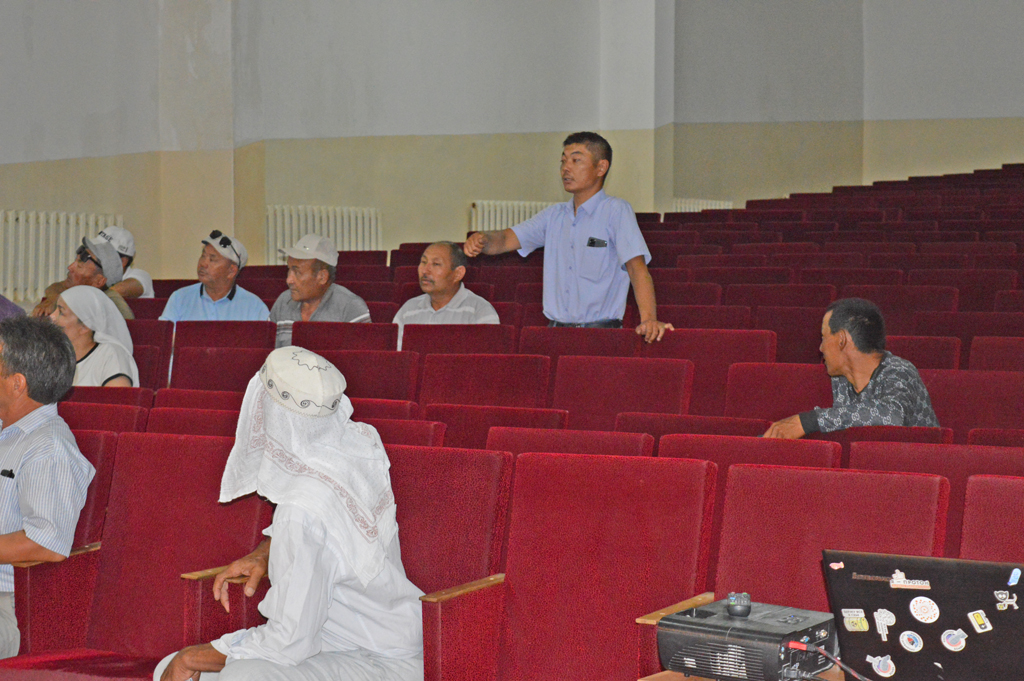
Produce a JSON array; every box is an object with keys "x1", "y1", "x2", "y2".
[{"x1": 548, "y1": 319, "x2": 623, "y2": 329}]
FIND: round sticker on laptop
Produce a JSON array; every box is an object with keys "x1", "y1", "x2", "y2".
[
  {"x1": 899, "y1": 630, "x2": 923, "y2": 652},
  {"x1": 941, "y1": 628, "x2": 968, "y2": 652},
  {"x1": 910, "y1": 596, "x2": 940, "y2": 623}
]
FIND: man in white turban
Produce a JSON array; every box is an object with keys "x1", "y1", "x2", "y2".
[{"x1": 155, "y1": 347, "x2": 423, "y2": 681}]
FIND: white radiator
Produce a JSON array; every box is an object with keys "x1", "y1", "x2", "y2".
[
  {"x1": 266, "y1": 205, "x2": 383, "y2": 258},
  {"x1": 470, "y1": 200, "x2": 558, "y2": 232},
  {"x1": 0, "y1": 210, "x2": 122, "y2": 304},
  {"x1": 673, "y1": 198, "x2": 734, "y2": 212}
]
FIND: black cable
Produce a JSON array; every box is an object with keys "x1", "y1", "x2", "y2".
[{"x1": 794, "y1": 641, "x2": 872, "y2": 681}]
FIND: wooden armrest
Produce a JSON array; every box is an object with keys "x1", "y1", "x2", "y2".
[
  {"x1": 419, "y1": 573, "x2": 504, "y2": 604},
  {"x1": 636, "y1": 591, "x2": 715, "y2": 625},
  {"x1": 180, "y1": 565, "x2": 249, "y2": 584},
  {"x1": 12, "y1": 541, "x2": 101, "y2": 569}
]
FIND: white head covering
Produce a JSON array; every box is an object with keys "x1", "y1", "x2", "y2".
[
  {"x1": 220, "y1": 347, "x2": 397, "y2": 587},
  {"x1": 61, "y1": 285, "x2": 139, "y2": 386}
]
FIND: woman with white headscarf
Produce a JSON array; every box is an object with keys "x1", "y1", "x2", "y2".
[
  {"x1": 154, "y1": 347, "x2": 423, "y2": 681},
  {"x1": 49, "y1": 285, "x2": 139, "y2": 388}
]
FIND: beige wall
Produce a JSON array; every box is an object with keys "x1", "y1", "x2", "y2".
[
  {"x1": 673, "y1": 121, "x2": 864, "y2": 206},
  {"x1": 863, "y1": 118, "x2": 1024, "y2": 184}
]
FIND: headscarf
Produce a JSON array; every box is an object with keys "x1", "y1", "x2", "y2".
[
  {"x1": 61, "y1": 285, "x2": 139, "y2": 387},
  {"x1": 220, "y1": 346, "x2": 397, "y2": 587}
]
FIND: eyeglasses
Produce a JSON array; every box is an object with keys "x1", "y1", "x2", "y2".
[
  {"x1": 209, "y1": 230, "x2": 241, "y2": 265},
  {"x1": 75, "y1": 246, "x2": 102, "y2": 271}
]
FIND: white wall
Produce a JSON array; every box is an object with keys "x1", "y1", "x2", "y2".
[
  {"x1": 863, "y1": 0, "x2": 1024, "y2": 120},
  {"x1": 674, "y1": 0, "x2": 863, "y2": 123},
  {"x1": 0, "y1": 0, "x2": 160, "y2": 165},
  {"x1": 232, "y1": 0, "x2": 602, "y2": 145}
]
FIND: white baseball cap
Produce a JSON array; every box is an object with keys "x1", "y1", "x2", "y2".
[
  {"x1": 278, "y1": 234, "x2": 338, "y2": 267},
  {"x1": 80, "y1": 237, "x2": 124, "y2": 285},
  {"x1": 202, "y1": 230, "x2": 248, "y2": 269},
  {"x1": 97, "y1": 226, "x2": 136, "y2": 258}
]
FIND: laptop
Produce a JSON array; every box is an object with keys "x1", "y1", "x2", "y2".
[{"x1": 822, "y1": 549, "x2": 1024, "y2": 680}]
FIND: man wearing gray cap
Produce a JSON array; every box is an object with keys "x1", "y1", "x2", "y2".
[
  {"x1": 31, "y1": 237, "x2": 134, "y2": 320},
  {"x1": 32, "y1": 227, "x2": 152, "y2": 319},
  {"x1": 159, "y1": 232, "x2": 270, "y2": 323},
  {"x1": 270, "y1": 235, "x2": 371, "y2": 347}
]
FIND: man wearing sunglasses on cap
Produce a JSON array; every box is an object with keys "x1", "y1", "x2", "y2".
[
  {"x1": 159, "y1": 232, "x2": 270, "y2": 323},
  {"x1": 31, "y1": 237, "x2": 134, "y2": 320}
]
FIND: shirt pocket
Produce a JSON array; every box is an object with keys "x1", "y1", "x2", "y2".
[{"x1": 579, "y1": 243, "x2": 610, "y2": 283}]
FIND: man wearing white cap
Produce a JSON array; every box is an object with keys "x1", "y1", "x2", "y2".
[
  {"x1": 153, "y1": 347, "x2": 423, "y2": 681},
  {"x1": 32, "y1": 237, "x2": 134, "y2": 320},
  {"x1": 159, "y1": 231, "x2": 270, "y2": 323},
  {"x1": 270, "y1": 234, "x2": 371, "y2": 347}
]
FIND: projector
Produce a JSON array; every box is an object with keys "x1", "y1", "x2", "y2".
[{"x1": 657, "y1": 595, "x2": 837, "y2": 681}]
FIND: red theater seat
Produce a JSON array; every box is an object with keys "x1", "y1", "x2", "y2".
[
  {"x1": 67, "y1": 430, "x2": 118, "y2": 548},
  {"x1": 752, "y1": 306, "x2": 824, "y2": 364},
  {"x1": 125, "y1": 319, "x2": 172, "y2": 354},
  {"x1": 7, "y1": 434, "x2": 273, "y2": 667},
  {"x1": 127, "y1": 298, "x2": 168, "y2": 319},
  {"x1": 318, "y1": 350, "x2": 419, "y2": 401},
  {"x1": 713, "y1": 465, "x2": 948, "y2": 612},
  {"x1": 350, "y1": 398, "x2": 420, "y2": 420},
  {"x1": 365, "y1": 301, "x2": 399, "y2": 323},
  {"x1": 400, "y1": 324, "x2": 515, "y2": 355},
  {"x1": 484, "y1": 427, "x2": 654, "y2": 457},
  {"x1": 151, "y1": 279, "x2": 195, "y2": 298},
  {"x1": 693, "y1": 267, "x2": 793, "y2": 285},
  {"x1": 419, "y1": 354, "x2": 550, "y2": 408},
  {"x1": 658, "y1": 435, "x2": 841, "y2": 588},
  {"x1": 238, "y1": 278, "x2": 287, "y2": 300},
  {"x1": 919, "y1": 369, "x2": 1024, "y2": 443},
  {"x1": 842, "y1": 285, "x2": 959, "y2": 335},
  {"x1": 676, "y1": 254, "x2": 767, "y2": 268},
  {"x1": 420, "y1": 453, "x2": 716, "y2": 681},
  {"x1": 641, "y1": 329, "x2": 777, "y2": 416},
  {"x1": 969, "y1": 336, "x2": 1024, "y2": 370},
  {"x1": 968, "y1": 428, "x2": 1024, "y2": 447},
  {"x1": 132, "y1": 344, "x2": 169, "y2": 391},
  {"x1": 959, "y1": 475, "x2": 1024, "y2": 562},
  {"x1": 886, "y1": 335, "x2": 961, "y2": 370},
  {"x1": 808, "y1": 424, "x2": 953, "y2": 468},
  {"x1": 614, "y1": 413, "x2": 771, "y2": 454},
  {"x1": 57, "y1": 403, "x2": 148, "y2": 433},
  {"x1": 291, "y1": 322, "x2": 399, "y2": 352},
  {"x1": 172, "y1": 321, "x2": 277, "y2": 350},
  {"x1": 517, "y1": 327, "x2": 640, "y2": 366},
  {"x1": 850, "y1": 441, "x2": 1024, "y2": 557},
  {"x1": 552, "y1": 356, "x2": 693, "y2": 430},
  {"x1": 423, "y1": 404, "x2": 567, "y2": 450},
  {"x1": 724, "y1": 363, "x2": 832, "y2": 423},
  {"x1": 145, "y1": 408, "x2": 239, "y2": 437},
  {"x1": 868, "y1": 253, "x2": 970, "y2": 270},
  {"x1": 649, "y1": 282, "x2": 723, "y2": 306},
  {"x1": 769, "y1": 253, "x2": 864, "y2": 269},
  {"x1": 336, "y1": 251, "x2": 388, "y2": 267},
  {"x1": 170, "y1": 347, "x2": 271, "y2": 391}
]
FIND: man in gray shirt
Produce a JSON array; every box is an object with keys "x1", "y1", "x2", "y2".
[
  {"x1": 270, "y1": 235, "x2": 371, "y2": 347},
  {"x1": 393, "y1": 242, "x2": 499, "y2": 349}
]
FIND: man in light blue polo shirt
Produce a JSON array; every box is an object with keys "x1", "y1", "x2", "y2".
[
  {"x1": 160, "y1": 232, "x2": 270, "y2": 323},
  {"x1": 464, "y1": 132, "x2": 673, "y2": 343}
]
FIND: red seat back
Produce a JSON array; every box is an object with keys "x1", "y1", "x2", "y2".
[
  {"x1": 919, "y1": 369, "x2": 1024, "y2": 443},
  {"x1": 57, "y1": 403, "x2": 148, "y2": 433},
  {"x1": 497, "y1": 453, "x2": 715, "y2": 680},
  {"x1": 656, "y1": 305, "x2": 751, "y2": 330},
  {"x1": 552, "y1": 356, "x2": 693, "y2": 430},
  {"x1": 419, "y1": 354, "x2": 550, "y2": 408},
  {"x1": 423, "y1": 404, "x2": 567, "y2": 450},
  {"x1": 62, "y1": 387, "x2": 154, "y2": 408},
  {"x1": 145, "y1": 408, "x2": 239, "y2": 437},
  {"x1": 359, "y1": 418, "x2": 445, "y2": 446},
  {"x1": 907, "y1": 269, "x2": 1018, "y2": 312},
  {"x1": 614, "y1": 413, "x2": 770, "y2": 454},
  {"x1": 153, "y1": 389, "x2": 244, "y2": 410},
  {"x1": 715, "y1": 464, "x2": 948, "y2": 612},
  {"x1": 914, "y1": 312, "x2": 1024, "y2": 368},
  {"x1": 68, "y1": 430, "x2": 119, "y2": 547},
  {"x1": 960, "y1": 475, "x2": 1024, "y2": 562},
  {"x1": 317, "y1": 350, "x2": 419, "y2": 401},
  {"x1": 401, "y1": 324, "x2": 515, "y2": 355},
  {"x1": 291, "y1": 322, "x2": 399, "y2": 352},
  {"x1": 170, "y1": 347, "x2": 271, "y2": 391},
  {"x1": 724, "y1": 363, "x2": 832, "y2": 422},
  {"x1": 886, "y1": 335, "x2": 961, "y2": 370},
  {"x1": 173, "y1": 321, "x2": 277, "y2": 350},
  {"x1": 969, "y1": 336, "x2": 1024, "y2": 370},
  {"x1": 850, "y1": 442, "x2": 1024, "y2": 557},
  {"x1": 809, "y1": 424, "x2": 953, "y2": 467}
]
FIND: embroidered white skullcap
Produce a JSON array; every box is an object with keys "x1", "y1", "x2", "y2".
[{"x1": 259, "y1": 346, "x2": 346, "y2": 417}]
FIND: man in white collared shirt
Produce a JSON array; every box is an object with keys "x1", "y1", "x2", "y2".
[{"x1": 392, "y1": 242, "x2": 499, "y2": 349}]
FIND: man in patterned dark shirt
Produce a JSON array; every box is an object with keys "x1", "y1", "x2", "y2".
[{"x1": 764, "y1": 297, "x2": 939, "y2": 439}]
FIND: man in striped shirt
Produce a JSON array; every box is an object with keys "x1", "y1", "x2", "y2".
[
  {"x1": 392, "y1": 242, "x2": 499, "y2": 349},
  {"x1": 0, "y1": 316, "x2": 95, "y2": 657}
]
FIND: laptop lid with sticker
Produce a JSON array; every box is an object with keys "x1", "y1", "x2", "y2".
[{"x1": 823, "y1": 550, "x2": 1024, "y2": 680}]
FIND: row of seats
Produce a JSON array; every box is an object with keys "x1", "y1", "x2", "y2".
[{"x1": 12, "y1": 430, "x2": 1023, "y2": 679}]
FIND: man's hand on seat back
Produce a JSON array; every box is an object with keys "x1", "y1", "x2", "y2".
[{"x1": 213, "y1": 539, "x2": 271, "y2": 613}]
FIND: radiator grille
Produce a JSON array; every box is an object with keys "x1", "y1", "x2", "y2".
[
  {"x1": 0, "y1": 210, "x2": 121, "y2": 303},
  {"x1": 674, "y1": 198, "x2": 734, "y2": 212},
  {"x1": 671, "y1": 640, "x2": 767, "y2": 681},
  {"x1": 470, "y1": 200, "x2": 558, "y2": 232},
  {"x1": 266, "y1": 205, "x2": 382, "y2": 258}
]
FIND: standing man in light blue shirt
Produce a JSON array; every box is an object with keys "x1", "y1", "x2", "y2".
[
  {"x1": 0, "y1": 316, "x2": 95, "y2": 658},
  {"x1": 160, "y1": 231, "x2": 270, "y2": 323},
  {"x1": 464, "y1": 132, "x2": 673, "y2": 342}
]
